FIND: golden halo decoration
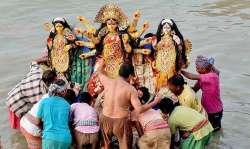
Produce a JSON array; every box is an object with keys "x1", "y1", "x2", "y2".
[{"x1": 94, "y1": 3, "x2": 128, "y2": 29}]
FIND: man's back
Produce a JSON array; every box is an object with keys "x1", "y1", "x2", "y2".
[{"x1": 102, "y1": 78, "x2": 135, "y2": 118}]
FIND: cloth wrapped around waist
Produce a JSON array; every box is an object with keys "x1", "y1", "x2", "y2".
[
  {"x1": 144, "y1": 119, "x2": 168, "y2": 132},
  {"x1": 181, "y1": 119, "x2": 209, "y2": 139}
]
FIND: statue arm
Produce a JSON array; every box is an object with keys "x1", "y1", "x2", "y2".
[{"x1": 122, "y1": 34, "x2": 132, "y2": 53}]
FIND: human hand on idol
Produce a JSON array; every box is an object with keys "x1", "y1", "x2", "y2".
[
  {"x1": 73, "y1": 83, "x2": 81, "y2": 96},
  {"x1": 95, "y1": 57, "x2": 105, "y2": 71},
  {"x1": 153, "y1": 92, "x2": 163, "y2": 104}
]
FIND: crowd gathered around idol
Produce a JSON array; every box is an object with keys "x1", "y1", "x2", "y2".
[{"x1": 6, "y1": 3, "x2": 223, "y2": 149}]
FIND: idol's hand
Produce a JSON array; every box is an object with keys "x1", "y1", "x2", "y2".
[
  {"x1": 74, "y1": 27, "x2": 83, "y2": 34},
  {"x1": 75, "y1": 41, "x2": 85, "y2": 46},
  {"x1": 79, "y1": 53, "x2": 92, "y2": 59},
  {"x1": 133, "y1": 10, "x2": 141, "y2": 20},
  {"x1": 77, "y1": 16, "x2": 88, "y2": 24},
  {"x1": 64, "y1": 44, "x2": 72, "y2": 52},
  {"x1": 142, "y1": 21, "x2": 150, "y2": 31},
  {"x1": 122, "y1": 34, "x2": 129, "y2": 43},
  {"x1": 43, "y1": 22, "x2": 52, "y2": 32},
  {"x1": 173, "y1": 35, "x2": 181, "y2": 45}
]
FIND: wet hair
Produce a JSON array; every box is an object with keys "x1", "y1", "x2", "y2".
[
  {"x1": 118, "y1": 63, "x2": 134, "y2": 79},
  {"x1": 168, "y1": 74, "x2": 186, "y2": 87},
  {"x1": 65, "y1": 89, "x2": 76, "y2": 105},
  {"x1": 42, "y1": 70, "x2": 57, "y2": 86},
  {"x1": 48, "y1": 79, "x2": 66, "y2": 96},
  {"x1": 158, "y1": 97, "x2": 179, "y2": 114},
  {"x1": 138, "y1": 87, "x2": 150, "y2": 104},
  {"x1": 79, "y1": 92, "x2": 92, "y2": 105}
]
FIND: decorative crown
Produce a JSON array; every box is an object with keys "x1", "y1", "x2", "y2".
[{"x1": 94, "y1": 3, "x2": 128, "y2": 29}]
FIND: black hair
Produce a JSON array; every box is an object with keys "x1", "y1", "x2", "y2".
[
  {"x1": 118, "y1": 63, "x2": 134, "y2": 79},
  {"x1": 158, "y1": 97, "x2": 179, "y2": 114},
  {"x1": 65, "y1": 89, "x2": 76, "y2": 105},
  {"x1": 42, "y1": 70, "x2": 57, "y2": 86},
  {"x1": 53, "y1": 79, "x2": 66, "y2": 86},
  {"x1": 79, "y1": 92, "x2": 92, "y2": 105},
  {"x1": 144, "y1": 33, "x2": 155, "y2": 38},
  {"x1": 138, "y1": 87, "x2": 150, "y2": 104},
  {"x1": 168, "y1": 74, "x2": 186, "y2": 87},
  {"x1": 143, "y1": 33, "x2": 156, "y2": 60}
]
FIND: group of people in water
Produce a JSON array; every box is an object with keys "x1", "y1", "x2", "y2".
[{"x1": 6, "y1": 3, "x2": 223, "y2": 149}]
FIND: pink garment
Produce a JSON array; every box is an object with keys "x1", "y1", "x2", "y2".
[
  {"x1": 70, "y1": 103, "x2": 99, "y2": 134},
  {"x1": 199, "y1": 72, "x2": 223, "y2": 113},
  {"x1": 8, "y1": 108, "x2": 20, "y2": 129},
  {"x1": 138, "y1": 109, "x2": 168, "y2": 133}
]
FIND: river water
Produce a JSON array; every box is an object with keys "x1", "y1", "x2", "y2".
[{"x1": 0, "y1": 0, "x2": 250, "y2": 148}]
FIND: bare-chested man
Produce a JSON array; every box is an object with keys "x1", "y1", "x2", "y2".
[{"x1": 96, "y1": 59, "x2": 161, "y2": 149}]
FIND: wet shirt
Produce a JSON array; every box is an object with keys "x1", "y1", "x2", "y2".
[
  {"x1": 37, "y1": 96, "x2": 71, "y2": 143},
  {"x1": 70, "y1": 103, "x2": 99, "y2": 133},
  {"x1": 168, "y1": 106, "x2": 213, "y2": 140},
  {"x1": 198, "y1": 72, "x2": 223, "y2": 113},
  {"x1": 178, "y1": 84, "x2": 203, "y2": 113}
]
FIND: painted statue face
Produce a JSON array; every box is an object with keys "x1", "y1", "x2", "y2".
[
  {"x1": 162, "y1": 23, "x2": 172, "y2": 34},
  {"x1": 106, "y1": 19, "x2": 118, "y2": 32},
  {"x1": 55, "y1": 23, "x2": 64, "y2": 33}
]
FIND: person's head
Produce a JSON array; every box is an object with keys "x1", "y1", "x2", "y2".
[
  {"x1": 143, "y1": 33, "x2": 157, "y2": 57},
  {"x1": 65, "y1": 89, "x2": 76, "y2": 104},
  {"x1": 138, "y1": 87, "x2": 150, "y2": 104},
  {"x1": 42, "y1": 70, "x2": 57, "y2": 87},
  {"x1": 79, "y1": 92, "x2": 93, "y2": 105},
  {"x1": 119, "y1": 63, "x2": 135, "y2": 81},
  {"x1": 168, "y1": 74, "x2": 186, "y2": 96},
  {"x1": 158, "y1": 97, "x2": 178, "y2": 114},
  {"x1": 195, "y1": 55, "x2": 214, "y2": 74},
  {"x1": 48, "y1": 79, "x2": 67, "y2": 97},
  {"x1": 106, "y1": 18, "x2": 118, "y2": 33}
]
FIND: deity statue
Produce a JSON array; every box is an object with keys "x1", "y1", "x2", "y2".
[
  {"x1": 93, "y1": 3, "x2": 133, "y2": 78},
  {"x1": 155, "y1": 18, "x2": 192, "y2": 90},
  {"x1": 46, "y1": 17, "x2": 76, "y2": 78}
]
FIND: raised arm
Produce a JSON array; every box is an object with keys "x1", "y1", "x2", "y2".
[
  {"x1": 128, "y1": 10, "x2": 140, "y2": 33},
  {"x1": 95, "y1": 58, "x2": 110, "y2": 86},
  {"x1": 181, "y1": 70, "x2": 200, "y2": 80},
  {"x1": 122, "y1": 34, "x2": 132, "y2": 53},
  {"x1": 77, "y1": 16, "x2": 96, "y2": 33},
  {"x1": 75, "y1": 40, "x2": 95, "y2": 49},
  {"x1": 131, "y1": 89, "x2": 161, "y2": 114},
  {"x1": 129, "y1": 21, "x2": 150, "y2": 39}
]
